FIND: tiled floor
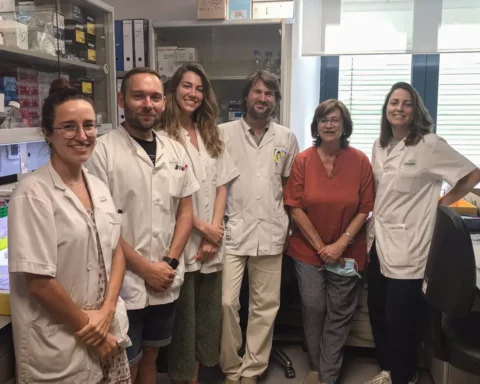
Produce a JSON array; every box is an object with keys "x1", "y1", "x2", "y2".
[{"x1": 157, "y1": 345, "x2": 434, "y2": 384}]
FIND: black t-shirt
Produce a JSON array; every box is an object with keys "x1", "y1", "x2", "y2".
[{"x1": 131, "y1": 135, "x2": 157, "y2": 166}]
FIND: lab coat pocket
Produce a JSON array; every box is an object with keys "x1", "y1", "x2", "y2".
[
  {"x1": 394, "y1": 170, "x2": 422, "y2": 194},
  {"x1": 106, "y1": 212, "x2": 122, "y2": 248},
  {"x1": 225, "y1": 218, "x2": 241, "y2": 249},
  {"x1": 168, "y1": 164, "x2": 184, "y2": 198},
  {"x1": 272, "y1": 146, "x2": 287, "y2": 174},
  {"x1": 27, "y1": 323, "x2": 89, "y2": 381},
  {"x1": 384, "y1": 224, "x2": 411, "y2": 267}
]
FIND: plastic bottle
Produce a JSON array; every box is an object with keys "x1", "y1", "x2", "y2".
[
  {"x1": 253, "y1": 50, "x2": 263, "y2": 71},
  {"x1": 264, "y1": 51, "x2": 274, "y2": 72}
]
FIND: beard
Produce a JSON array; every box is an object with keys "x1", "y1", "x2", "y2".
[
  {"x1": 247, "y1": 101, "x2": 275, "y2": 120},
  {"x1": 123, "y1": 103, "x2": 162, "y2": 132}
]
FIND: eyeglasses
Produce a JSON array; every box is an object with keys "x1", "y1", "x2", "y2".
[
  {"x1": 318, "y1": 118, "x2": 342, "y2": 126},
  {"x1": 53, "y1": 123, "x2": 100, "y2": 139}
]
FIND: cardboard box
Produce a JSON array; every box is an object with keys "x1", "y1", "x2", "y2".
[
  {"x1": 197, "y1": 0, "x2": 227, "y2": 20},
  {"x1": 175, "y1": 47, "x2": 200, "y2": 62},
  {"x1": 0, "y1": 0, "x2": 15, "y2": 13},
  {"x1": 0, "y1": 20, "x2": 28, "y2": 50},
  {"x1": 252, "y1": 0, "x2": 294, "y2": 19},
  {"x1": 157, "y1": 46, "x2": 177, "y2": 62},
  {"x1": 228, "y1": 0, "x2": 251, "y2": 20}
]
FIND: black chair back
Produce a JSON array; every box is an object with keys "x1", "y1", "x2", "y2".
[{"x1": 423, "y1": 205, "x2": 476, "y2": 317}]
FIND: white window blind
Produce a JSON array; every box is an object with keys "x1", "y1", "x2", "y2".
[
  {"x1": 338, "y1": 54, "x2": 412, "y2": 159},
  {"x1": 436, "y1": 53, "x2": 480, "y2": 166}
]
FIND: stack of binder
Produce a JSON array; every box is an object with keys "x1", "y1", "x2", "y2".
[{"x1": 115, "y1": 19, "x2": 150, "y2": 72}]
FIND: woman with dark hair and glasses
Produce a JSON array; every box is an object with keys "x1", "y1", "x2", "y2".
[
  {"x1": 284, "y1": 99, "x2": 374, "y2": 384},
  {"x1": 8, "y1": 81, "x2": 131, "y2": 383},
  {"x1": 365, "y1": 82, "x2": 480, "y2": 384},
  {"x1": 159, "y1": 62, "x2": 239, "y2": 384}
]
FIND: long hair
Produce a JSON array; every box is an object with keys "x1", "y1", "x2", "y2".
[
  {"x1": 310, "y1": 99, "x2": 353, "y2": 148},
  {"x1": 159, "y1": 62, "x2": 223, "y2": 158},
  {"x1": 380, "y1": 82, "x2": 434, "y2": 148}
]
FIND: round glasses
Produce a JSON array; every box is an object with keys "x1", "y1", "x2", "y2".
[
  {"x1": 318, "y1": 118, "x2": 342, "y2": 126},
  {"x1": 53, "y1": 123, "x2": 100, "y2": 139}
]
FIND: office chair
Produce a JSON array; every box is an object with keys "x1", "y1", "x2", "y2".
[{"x1": 423, "y1": 205, "x2": 480, "y2": 376}]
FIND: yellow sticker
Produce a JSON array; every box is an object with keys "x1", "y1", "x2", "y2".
[
  {"x1": 88, "y1": 49, "x2": 96, "y2": 62},
  {"x1": 82, "y1": 82, "x2": 93, "y2": 94},
  {"x1": 75, "y1": 30, "x2": 85, "y2": 43},
  {"x1": 87, "y1": 22, "x2": 95, "y2": 35}
]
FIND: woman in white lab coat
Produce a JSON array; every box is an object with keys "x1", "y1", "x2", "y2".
[
  {"x1": 158, "y1": 62, "x2": 239, "y2": 384},
  {"x1": 366, "y1": 82, "x2": 480, "y2": 384},
  {"x1": 8, "y1": 83, "x2": 131, "y2": 383}
]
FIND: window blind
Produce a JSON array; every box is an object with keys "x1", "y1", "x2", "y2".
[
  {"x1": 436, "y1": 53, "x2": 480, "y2": 166},
  {"x1": 338, "y1": 54, "x2": 412, "y2": 159}
]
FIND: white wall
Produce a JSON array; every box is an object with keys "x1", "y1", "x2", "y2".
[
  {"x1": 104, "y1": 0, "x2": 197, "y2": 21},
  {"x1": 289, "y1": 0, "x2": 321, "y2": 151}
]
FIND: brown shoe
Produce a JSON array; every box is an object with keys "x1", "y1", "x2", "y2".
[{"x1": 241, "y1": 377, "x2": 258, "y2": 384}]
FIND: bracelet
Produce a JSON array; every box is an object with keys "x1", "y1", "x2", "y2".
[{"x1": 344, "y1": 232, "x2": 354, "y2": 245}]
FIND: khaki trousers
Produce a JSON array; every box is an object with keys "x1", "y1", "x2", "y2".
[{"x1": 220, "y1": 254, "x2": 282, "y2": 381}]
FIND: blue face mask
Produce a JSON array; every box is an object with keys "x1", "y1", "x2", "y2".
[{"x1": 319, "y1": 258, "x2": 361, "y2": 278}]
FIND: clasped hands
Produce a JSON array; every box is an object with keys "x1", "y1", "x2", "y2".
[
  {"x1": 76, "y1": 306, "x2": 118, "y2": 361},
  {"x1": 196, "y1": 222, "x2": 223, "y2": 262},
  {"x1": 317, "y1": 238, "x2": 349, "y2": 266}
]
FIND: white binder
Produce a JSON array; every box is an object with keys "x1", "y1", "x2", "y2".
[
  {"x1": 133, "y1": 19, "x2": 145, "y2": 68},
  {"x1": 122, "y1": 20, "x2": 134, "y2": 71}
]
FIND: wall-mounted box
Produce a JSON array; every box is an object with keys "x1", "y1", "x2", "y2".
[{"x1": 228, "y1": 0, "x2": 251, "y2": 20}]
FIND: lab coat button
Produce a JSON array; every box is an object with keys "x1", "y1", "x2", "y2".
[
  {"x1": 257, "y1": 220, "x2": 261, "y2": 224},
  {"x1": 85, "y1": 304, "x2": 92, "y2": 310},
  {"x1": 256, "y1": 173, "x2": 260, "y2": 177},
  {"x1": 153, "y1": 231, "x2": 159, "y2": 238},
  {"x1": 153, "y1": 169, "x2": 158, "y2": 175},
  {"x1": 202, "y1": 178, "x2": 206, "y2": 182},
  {"x1": 256, "y1": 196, "x2": 261, "y2": 200},
  {"x1": 87, "y1": 263, "x2": 93, "y2": 271},
  {"x1": 154, "y1": 200, "x2": 159, "y2": 207}
]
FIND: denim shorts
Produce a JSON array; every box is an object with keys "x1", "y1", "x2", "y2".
[{"x1": 126, "y1": 301, "x2": 177, "y2": 365}]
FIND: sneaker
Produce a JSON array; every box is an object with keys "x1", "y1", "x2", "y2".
[
  {"x1": 303, "y1": 370, "x2": 320, "y2": 384},
  {"x1": 364, "y1": 370, "x2": 392, "y2": 384},
  {"x1": 409, "y1": 372, "x2": 419, "y2": 384}
]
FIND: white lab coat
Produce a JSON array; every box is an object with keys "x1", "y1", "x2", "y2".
[
  {"x1": 369, "y1": 134, "x2": 477, "y2": 279},
  {"x1": 175, "y1": 127, "x2": 239, "y2": 274},
  {"x1": 86, "y1": 126, "x2": 199, "y2": 309},
  {"x1": 8, "y1": 161, "x2": 130, "y2": 384},
  {"x1": 219, "y1": 117, "x2": 299, "y2": 256}
]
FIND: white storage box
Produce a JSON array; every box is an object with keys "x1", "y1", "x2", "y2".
[
  {"x1": 175, "y1": 47, "x2": 200, "y2": 62},
  {"x1": 157, "y1": 46, "x2": 177, "y2": 62},
  {"x1": 252, "y1": 1, "x2": 294, "y2": 19},
  {"x1": 0, "y1": 20, "x2": 28, "y2": 49},
  {"x1": 0, "y1": 0, "x2": 15, "y2": 13}
]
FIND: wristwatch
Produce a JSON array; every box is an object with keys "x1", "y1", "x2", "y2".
[{"x1": 163, "y1": 256, "x2": 179, "y2": 270}]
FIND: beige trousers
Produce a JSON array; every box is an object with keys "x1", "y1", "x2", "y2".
[{"x1": 220, "y1": 254, "x2": 282, "y2": 381}]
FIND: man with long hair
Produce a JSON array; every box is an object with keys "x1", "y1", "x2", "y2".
[{"x1": 219, "y1": 71, "x2": 299, "y2": 384}]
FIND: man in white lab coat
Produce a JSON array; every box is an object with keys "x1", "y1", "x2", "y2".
[
  {"x1": 87, "y1": 68, "x2": 199, "y2": 384},
  {"x1": 219, "y1": 71, "x2": 299, "y2": 384}
]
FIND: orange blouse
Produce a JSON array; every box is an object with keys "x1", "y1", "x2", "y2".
[{"x1": 284, "y1": 146, "x2": 374, "y2": 270}]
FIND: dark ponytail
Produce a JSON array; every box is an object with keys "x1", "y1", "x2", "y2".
[{"x1": 42, "y1": 78, "x2": 93, "y2": 136}]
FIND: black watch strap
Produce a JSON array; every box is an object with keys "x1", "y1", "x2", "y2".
[{"x1": 163, "y1": 256, "x2": 179, "y2": 270}]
